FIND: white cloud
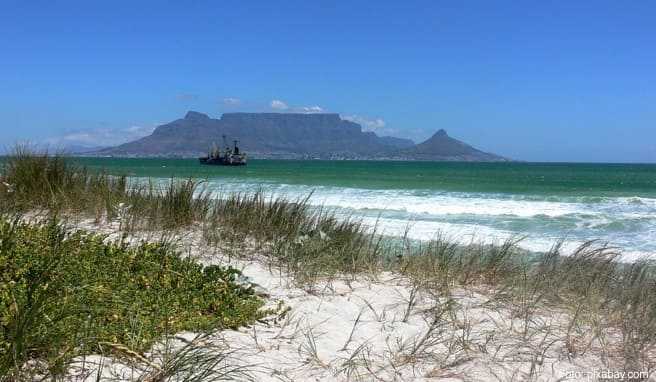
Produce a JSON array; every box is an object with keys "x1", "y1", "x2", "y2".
[
  {"x1": 45, "y1": 125, "x2": 156, "y2": 147},
  {"x1": 222, "y1": 97, "x2": 241, "y2": 106},
  {"x1": 342, "y1": 115, "x2": 386, "y2": 131},
  {"x1": 270, "y1": 99, "x2": 289, "y2": 110},
  {"x1": 297, "y1": 105, "x2": 324, "y2": 113},
  {"x1": 269, "y1": 100, "x2": 325, "y2": 113}
]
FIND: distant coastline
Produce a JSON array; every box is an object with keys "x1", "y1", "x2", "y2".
[
  {"x1": 77, "y1": 152, "x2": 511, "y2": 161},
  {"x1": 93, "y1": 111, "x2": 508, "y2": 162}
]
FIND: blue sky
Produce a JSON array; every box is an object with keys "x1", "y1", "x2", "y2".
[{"x1": 1, "y1": 1, "x2": 654, "y2": 162}]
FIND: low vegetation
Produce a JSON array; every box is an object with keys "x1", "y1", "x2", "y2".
[
  {"x1": 0, "y1": 216, "x2": 267, "y2": 380},
  {"x1": 1, "y1": 148, "x2": 655, "y2": 378},
  {"x1": 400, "y1": 238, "x2": 656, "y2": 372},
  {"x1": 0, "y1": 146, "x2": 210, "y2": 230}
]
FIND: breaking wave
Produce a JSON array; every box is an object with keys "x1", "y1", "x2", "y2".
[{"x1": 199, "y1": 178, "x2": 656, "y2": 261}]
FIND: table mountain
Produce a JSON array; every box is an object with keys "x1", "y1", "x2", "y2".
[{"x1": 97, "y1": 111, "x2": 505, "y2": 161}]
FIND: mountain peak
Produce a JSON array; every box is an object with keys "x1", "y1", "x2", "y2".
[
  {"x1": 399, "y1": 128, "x2": 506, "y2": 161},
  {"x1": 433, "y1": 129, "x2": 448, "y2": 138},
  {"x1": 184, "y1": 111, "x2": 210, "y2": 120}
]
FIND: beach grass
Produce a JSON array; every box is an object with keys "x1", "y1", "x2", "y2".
[
  {"x1": 2, "y1": 148, "x2": 656, "y2": 375},
  {"x1": 0, "y1": 146, "x2": 212, "y2": 230}
]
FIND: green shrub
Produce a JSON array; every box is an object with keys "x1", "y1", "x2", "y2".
[{"x1": 0, "y1": 217, "x2": 266, "y2": 378}]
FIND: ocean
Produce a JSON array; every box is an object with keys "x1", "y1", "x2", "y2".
[{"x1": 76, "y1": 158, "x2": 656, "y2": 260}]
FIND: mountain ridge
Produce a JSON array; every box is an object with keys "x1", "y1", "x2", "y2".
[{"x1": 97, "y1": 111, "x2": 506, "y2": 161}]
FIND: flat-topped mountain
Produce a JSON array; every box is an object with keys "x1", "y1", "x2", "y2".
[{"x1": 98, "y1": 111, "x2": 505, "y2": 161}]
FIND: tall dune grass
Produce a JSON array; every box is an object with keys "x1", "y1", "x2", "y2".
[
  {"x1": 203, "y1": 192, "x2": 386, "y2": 284},
  {"x1": 0, "y1": 147, "x2": 211, "y2": 230}
]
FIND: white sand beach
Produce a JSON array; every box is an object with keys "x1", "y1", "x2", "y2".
[{"x1": 61, "y1": 218, "x2": 641, "y2": 382}]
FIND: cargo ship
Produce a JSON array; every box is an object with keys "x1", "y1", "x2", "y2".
[{"x1": 199, "y1": 135, "x2": 247, "y2": 166}]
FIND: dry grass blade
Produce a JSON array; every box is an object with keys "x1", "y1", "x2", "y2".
[{"x1": 138, "y1": 334, "x2": 254, "y2": 382}]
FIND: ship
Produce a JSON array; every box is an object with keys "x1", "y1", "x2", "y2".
[{"x1": 199, "y1": 135, "x2": 247, "y2": 166}]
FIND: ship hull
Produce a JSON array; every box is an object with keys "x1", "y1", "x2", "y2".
[{"x1": 199, "y1": 157, "x2": 247, "y2": 166}]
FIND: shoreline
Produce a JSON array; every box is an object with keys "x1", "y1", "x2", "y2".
[{"x1": 28, "y1": 156, "x2": 656, "y2": 259}]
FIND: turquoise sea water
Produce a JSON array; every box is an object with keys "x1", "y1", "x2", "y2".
[{"x1": 75, "y1": 158, "x2": 656, "y2": 259}]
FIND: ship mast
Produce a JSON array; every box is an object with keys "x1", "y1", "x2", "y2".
[{"x1": 222, "y1": 134, "x2": 230, "y2": 155}]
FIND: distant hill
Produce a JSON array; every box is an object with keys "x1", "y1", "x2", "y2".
[
  {"x1": 97, "y1": 111, "x2": 505, "y2": 161},
  {"x1": 397, "y1": 129, "x2": 505, "y2": 161}
]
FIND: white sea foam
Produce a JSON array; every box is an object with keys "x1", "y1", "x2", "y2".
[
  {"x1": 201, "y1": 179, "x2": 656, "y2": 259},
  {"x1": 207, "y1": 182, "x2": 582, "y2": 217}
]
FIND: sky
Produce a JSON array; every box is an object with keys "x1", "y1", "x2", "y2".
[{"x1": 1, "y1": 1, "x2": 654, "y2": 162}]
